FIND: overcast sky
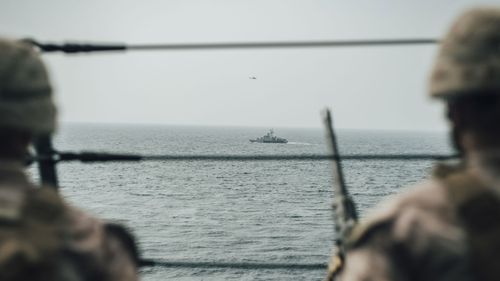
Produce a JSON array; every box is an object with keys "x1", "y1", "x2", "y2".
[{"x1": 1, "y1": 0, "x2": 500, "y2": 130}]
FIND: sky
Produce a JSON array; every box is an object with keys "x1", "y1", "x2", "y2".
[{"x1": 1, "y1": 0, "x2": 500, "y2": 131}]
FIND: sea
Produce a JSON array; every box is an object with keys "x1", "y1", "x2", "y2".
[{"x1": 38, "y1": 124, "x2": 453, "y2": 280}]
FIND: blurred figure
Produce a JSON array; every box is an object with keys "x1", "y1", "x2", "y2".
[
  {"x1": 0, "y1": 39, "x2": 139, "y2": 280},
  {"x1": 328, "y1": 7, "x2": 500, "y2": 281}
]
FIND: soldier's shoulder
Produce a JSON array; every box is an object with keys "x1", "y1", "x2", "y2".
[{"x1": 348, "y1": 179, "x2": 448, "y2": 248}]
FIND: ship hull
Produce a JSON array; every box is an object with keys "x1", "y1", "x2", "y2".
[{"x1": 249, "y1": 139, "x2": 288, "y2": 143}]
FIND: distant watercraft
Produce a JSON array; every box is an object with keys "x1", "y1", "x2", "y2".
[{"x1": 250, "y1": 129, "x2": 288, "y2": 143}]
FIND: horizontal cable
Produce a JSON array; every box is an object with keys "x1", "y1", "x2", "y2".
[
  {"x1": 128, "y1": 39, "x2": 438, "y2": 51},
  {"x1": 25, "y1": 38, "x2": 438, "y2": 54},
  {"x1": 139, "y1": 259, "x2": 326, "y2": 270},
  {"x1": 30, "y1": 151, "x2": 459, "y2": 163}
]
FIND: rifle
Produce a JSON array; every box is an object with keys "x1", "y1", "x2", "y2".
[{"x1": 322, "y1": 109, "x2": 358, "y2": 281}]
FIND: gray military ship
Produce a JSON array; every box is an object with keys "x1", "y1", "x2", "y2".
[{"x1": 250, "y1": 129, "x2": 288, "y2": 143}]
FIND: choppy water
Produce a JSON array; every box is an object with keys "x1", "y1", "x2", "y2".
[{"x1": 45, "y1": 125, "x2": 452, "y2": 280}]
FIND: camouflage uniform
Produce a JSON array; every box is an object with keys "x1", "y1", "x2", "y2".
[
  {"x1": 0, "y1": 39, "x2": 139, "y2": 280},
  {"x1": 338, "y1": 166, "x2": 471, "y2": 280},
  {"x1": 333, "y1": 8, "x2": 500, "y2": 281}
]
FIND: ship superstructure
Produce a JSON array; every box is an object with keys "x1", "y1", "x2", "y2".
[{"x1": 250, "y1": 129, "x2": 288, "y2": 143}]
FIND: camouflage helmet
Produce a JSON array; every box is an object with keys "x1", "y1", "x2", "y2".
[
  {"x1": 430, "y1": 7, "x2": 500, "y2": 99},
  {"x1": 0, "y1": 39, "x2": 56, "y2": 135}
]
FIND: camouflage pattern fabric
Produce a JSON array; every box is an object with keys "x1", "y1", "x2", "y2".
[
  {"x1": 0, "y1": 39, "x2": 56, "y2": 135},
  {"x1": 335, "y1": 153, "x2": 500, "y2": 281},
  {"x1": 443, "y1": 166, "x2": 500, "y2": 281},
  {"x1": 0, "y1": 161, "x2": 138, "y2": 281},
  {"x1": 430, "y1": 8, "x2": 500, "y2": 99}
]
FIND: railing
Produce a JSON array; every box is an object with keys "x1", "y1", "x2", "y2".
[
  {"x1": 28, "y1": 37, "x2": 446, "y2": 272},
  {"x1": 33, "y1": 151, "x2": 457, "y2": 163},
  {"x1": 32, "y1": 150, "x2": 456, "y2": 270}
]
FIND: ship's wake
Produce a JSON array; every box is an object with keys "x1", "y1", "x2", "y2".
[{"x1": 287, "y1": 142, "x2": 313, "y2": 145}]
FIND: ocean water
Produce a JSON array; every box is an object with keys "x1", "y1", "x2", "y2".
[{"x1": 45, "y1": 125, "x2": 452, "y2": 280}]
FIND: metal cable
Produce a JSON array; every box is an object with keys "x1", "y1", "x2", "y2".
[
  {"x1": 128, "y1": 39, "x2": 438, "y2": 51},
  {"x1": 25, "y1": 38, "x2": 438, "y2": 54},
  {"x1": 139, "y1": 259, "x2": 326, "y2": 270},
  {"x1": 31, "y1": 152, "x2": 459, "y2": 163}
]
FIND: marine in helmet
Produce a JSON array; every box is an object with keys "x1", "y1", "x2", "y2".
[
  {"x1": 0, "y1": 39, "x2": 139, "y2": 280},
  {"x1": 329, "y1": 7, "x2": 500, "y2": 281}
]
